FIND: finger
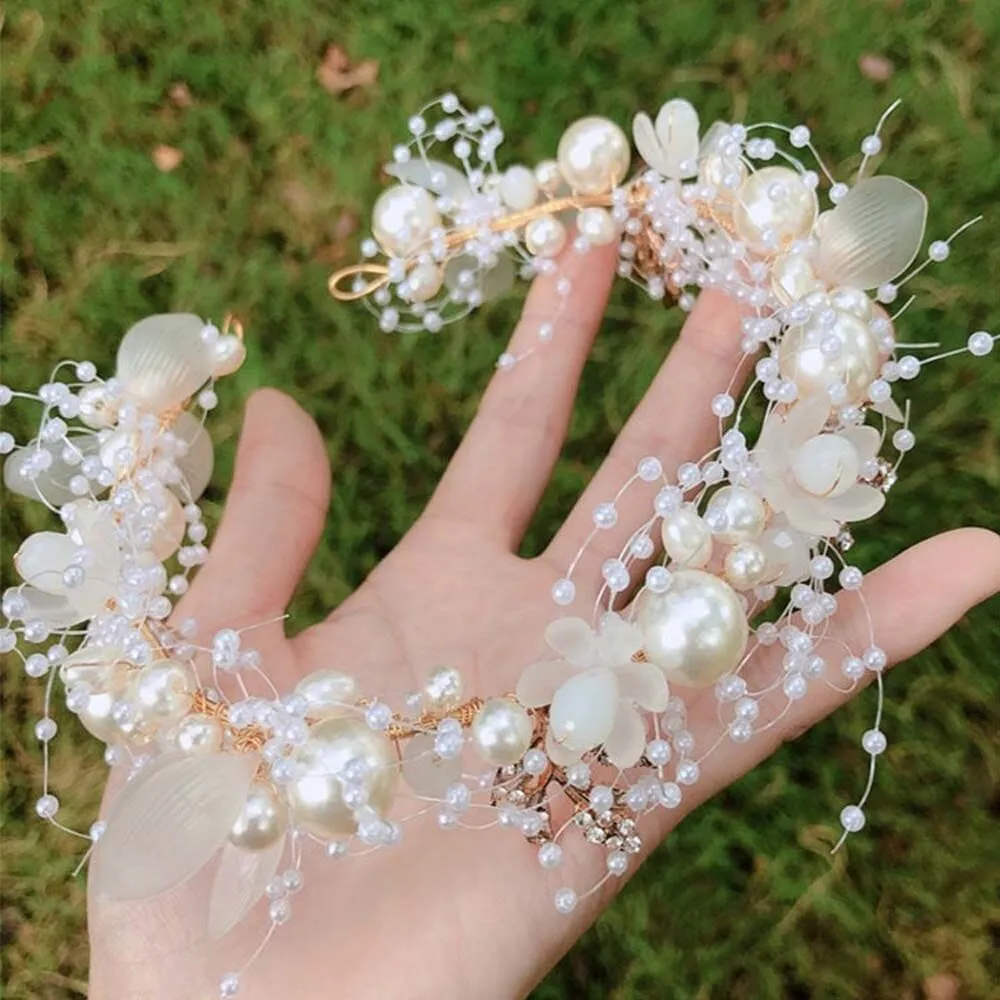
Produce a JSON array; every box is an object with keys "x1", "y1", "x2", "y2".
[
  {"x1": 174, "y1": 388, "x2": 331, "y2": 636},
  {"x1": 546, "y1": 288, "x2": 748, "y2": 572},
  {"x1": 678, "y1": 527, "x2": 1000, "y2": 820},
  {"x1": 426, "y1": 243, "x2": 618, "y2": 549}
]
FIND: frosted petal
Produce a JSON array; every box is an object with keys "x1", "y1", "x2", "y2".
[
  {"x1": 10, "y1": 586, "x2": 82, "y2": 628},
  {"x1": 92, "y1": 752, "x2": 259, "y2": 901},
  {"x1": 616, "y1": 663, "x2": 669, "y2": 712},
  {"x1": 385, "y1": 159, "x2": 472, "y2": 205},
  {"x1": 402, "y1": 733, "x2": 464, "y2": 798},
  {"x1": 444, "y1": 253, "x2": 515, "y2": 303},
  {"x1": 838, "y1": 425, "x2": 881, "y2": 463},
  {"x1": 818, "y1": 176, "x2": 928, "y2": 289},
  {"x1": 654, "y1": 99, "x2": 700, "y2": 179},
  {"x1": 825, "y1": 484, "x2": 886, "y2": 523},
  {"x1": 545, "y1": 727, "x2": 582, "y2": 767},
  {"x1": 632, "y1": 112, "x2": 662, "y2": 173},
  {"x1": 597, "y1": 614, "x2": 643, "y2": 667},
  {"x1": 785, "y1": 397, "x2": 832, "y2": 448},
  {"x1": 172, "y1": 412, "x2": 215, "y2": 501},
  {"x1": 208, "y1": 837, "x2": 285, "y2": 940},
  {"x1": 872, "y1": 396, "x2": 905, "y2": 423},
  {"x1": 543, "y1": 617, "x2": 595, "y2": 667},
  {"x1": 515, "y1": 658, "x2": 575, "y2": 708},
  {"x1": 782, "y1": 496, "x2": 841, "y2": 538},
  {"x1": 14, "y1": 532, "x2": 77, "y2": 595},
  {"x1": 549, "y1": 668, "x2": 619, "y2": 752},
  {"x1": 116, "y1": 314, "x2": 214, "y2": 412},
  {"x1": 3, "y1": 435, "x2": 101, "y2": 506},
  {"x1": 603, "y1": 704, "x2": 647, "y2": 769}
]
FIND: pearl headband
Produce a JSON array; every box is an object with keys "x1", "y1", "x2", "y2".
[{"x1": 3, "y1": 96, "x2": 995, "y2": 997}]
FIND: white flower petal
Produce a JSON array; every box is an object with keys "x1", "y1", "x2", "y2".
[
  {"x1": 818, "y1": 176, "x2": 928, "y2": 290},
  {"x1": 616, "y1": 663, "x2": 669, "y2": 712},
  {"x1": 838, "y1": 425, "x2": 881, "y2": 463},
  {"x1": 654, "y1": 99, "x2": 700, "y2": 179},
  {"x1": 11, "y1": 586, "x2": 83, "y2": 628},
  {"x1": 871, "y1": 396, "x2": 905, "y2": 423},
  {"x1": 632, "y1": 111, "x2": 665, "y2": 174},
  {"x1": 116, "y1": 314, "x2": 215, "y2": 412},
  {"x1": 172, "y1": 412, "x2": 215, "y2": 502},
  {"x1": 3, "y1": 435, "x2": 101, "y2": 506},
  {"x1": 208, "y1": 836, "x2": 285, "y2": 940},
  {"x1": 782, "y1": 496, "x2": 842, "y2": 538},
  {"x1": 602, "y1": 704, "x2": 647, "y2": 769},
  {"x1": 825, "y1": 484, "x2": 886, "y2": 523},
  {"x1": 515, "y1": 658, "x2": 575, "y2": 708},
  {"x1": 385, "y1": 159, "x2": 473, "y2": 204},
  {"x1": 92, "y1": 752, "x2": 260, "y2": 901},
  {"x1": 549, "y1": 668, "x2": 619, "y2": 752},
  {"x1": 14, "y1": 532, "x2": 77, "y2": 595},
  {"x1": 785, "y1": 397, "x2": 832, "y2": 448},
  {"x1": 544, "y1": 616, "x2": 596, "y2": 667},
  {"x1": 596, "y1": 613, "x2": 643, "y2": 667},
  {"x1": 402, "y1": 732, "x2": 465, "y2": 798},
  {"x1": 545, "y1": 727, "x2": 583, "y2": 767},
  {"x1": 444, "y1": 253, "x2": 515, "y2": 303}
]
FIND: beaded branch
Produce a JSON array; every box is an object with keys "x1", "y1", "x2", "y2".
[{"x1": 3, "y1": 95, "x2": 997, "y2": 997}]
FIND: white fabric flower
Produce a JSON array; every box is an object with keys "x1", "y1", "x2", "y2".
[
  {"x1": 13, "y1": 501, "x2": 124, "y2": 627},
  {"x1": 755, "y1": 397, "x2": 885, "y2": 537},
  {"x1": 632, "y1": 99, "x2": 700, "y2": 180},
  {"x1": 516, "y1": 614, "x2": 668, "y2": 769}
]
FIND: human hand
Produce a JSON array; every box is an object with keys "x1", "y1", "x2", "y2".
[{"x1": 88, "y1": 245, "x2": 1000, "y2": 1000}]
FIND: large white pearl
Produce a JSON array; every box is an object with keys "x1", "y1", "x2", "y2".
[
  {"x1": 229, "y1": 783, "x2": 289, "y2": 851},
  {"x1": 733, "y1": 166, "x2": 818, "y2": 252},
  {"x1": 634, "y1": 569, "x2": 749, "y2": 687},
  {"x1": 534, "y1": 159, "x2": 562, "y2": 194},
  {"x1": 661, "y1": 505, "x2": 713, "y2": 568},
  {"x1": 557, "y1": 116, "x2": 631, "y2": 195},
  {"x1": 211, "y1": 335, "x2": 247, "y2": 377},
  {"x1": 524, "y1": 215, "x2": 567, "y2": 258},
  {"x1": 724, "y1": 542, "x2": 769, "y2": 590},
  {"x1": 792, "y1": 434, "x2": 860, "y2": 498},
  {"x1": 471, "y1": 698, "x2": 533, "y2": 766},
  {"x1": 576, "y1": 207, "x2": 617, "y2": 246},
  {"x1": 772, "y1": 252, "x2": 822, "y2": 305},
  {"x1": 778, "y1": 308, "x2": 880, "y2": 403},
  {"x1": 60, "y1": 646, "x2": 129, "y2": 743},
  {"x1": 372, "y1": 184, "x2": 441, "y2": 257},
  {"x1": 131, "y1": 660, "x2": 193, "y2": 721},
  {"x1": 705, "y1": 486, "x2": 767, "y2": 544},
  {"x1": 288, "y1": 716, "x2": 397, "y2": 837},
  {"x1": 175, "y1": 713, "x2": 224, "y2": 754},
  {"x1": 829, "y1": 286, "x2": 873, "y2": 321},
  {"x1": 294, "y1": 669, "x2": 358, "y2": 719},
  {"x1": 423, "y1": 666, "x2": 464, "y2": 711},
  {"x1": 500, "y1": 165, "x2": 539, "y2": 211},
  {"x1": 548, "y1": 668, "x2": 619, "y2": 753},
  {"x1": 405, "y1": 261, "x2": 443, "y2": 302}
]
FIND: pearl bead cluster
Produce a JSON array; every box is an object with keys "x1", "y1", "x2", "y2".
[{"x1": 4, "y1": 99, "x2": 998, "y2": 997}]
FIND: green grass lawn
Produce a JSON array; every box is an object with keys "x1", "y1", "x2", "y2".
[{"x1": 2, "y1": 1, "x2": 999, "y2": 997}]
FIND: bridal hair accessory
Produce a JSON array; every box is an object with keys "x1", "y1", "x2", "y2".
[{"x1": 4, "y1": 96, "x2": 996, "y2": 996}]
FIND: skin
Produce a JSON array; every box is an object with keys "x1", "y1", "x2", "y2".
[{"x1": 88, "y1": 246, "x2": 1000, "y2": 999}]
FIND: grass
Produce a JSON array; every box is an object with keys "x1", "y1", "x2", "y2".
[{"x1": 2, "y1": 1, "x2": 999, "y2": 997}]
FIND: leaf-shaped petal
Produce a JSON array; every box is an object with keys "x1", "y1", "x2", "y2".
[
  {"x1": 654, "y1": 99, "x2": 700, "y2": 179},
  {"x1": 92, "y1": 752, "x2": 260, "y2": 901},
  {"x1": 838, "y1": 425, "x2": 881, "y2": 463},
  {"x1": 402, "y1": 732, "x2": 464, "y2": 798},
  {"x1": 9, "y1": 585, "x2": 82, "y2": 628},
  {"x1": 543, "y1": 617, "x2": 596, "y2": 667},
  {"x1": 596, "y1": 613, "x2": 643, "y2": 667},
  {"x1": 515, "y1": 658, "x2": 574, "y2": 708},
  {"x1": 818, "y1": 176, "x2": 928, "y2": 290},
  {"x1": 208, "y1": 837, "x2": 285, "y2": 940},
  {"x1": 603, "y1": 704, "x2": 647, "y2": 769},
  {"x1": 385, "y1": 159, "x2": 473, "y2": 205},
  {"x1": 871, "y1": 395, "x2": 905, "y2": 423},
  {"x1": 173, "y1": 412, "x2": 215, "y2": 502},
  {"x1": 545, "y1": 727, "x2": 583, "y2": 767},
  {"x1": 444, "y1": 254, "x2": 515, "y2": 303},
  {"x1": 3, "y1": 435, "x2": 101, "y2": 506}
]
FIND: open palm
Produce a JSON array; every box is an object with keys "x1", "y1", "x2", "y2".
[{"x1": 89, "y1": 247, "x2": 1000, "y2": 1000}]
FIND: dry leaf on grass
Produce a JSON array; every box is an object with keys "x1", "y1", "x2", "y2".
[
  {"x1": 317, "y1": 44, "x2": 379, "y2": 94},
  {"x1": 169, "y1": 82, "x2": 193, "y2": 107},
  {"x1": 152, "y1": 145, "x2": 184, "y2": 172},
  {"x1": 859, "y1": 53, "x2": 895, "y2": 82},
  {"x1": 922, "y1": 974, "x2": 960, "y2": 1000}
]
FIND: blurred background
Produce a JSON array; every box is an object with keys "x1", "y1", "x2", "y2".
[{"x1": 2, "y1": 1, "x2": 999, "y2": 997}]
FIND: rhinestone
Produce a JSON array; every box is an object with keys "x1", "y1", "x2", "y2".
[{"x1": 585, "y1": 826, "x2": 607, "y2": 844}]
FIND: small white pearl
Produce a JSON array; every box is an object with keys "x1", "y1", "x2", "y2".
[
  {"x1": 534, "y1": 159, "x2": 562, "y2": 193},
  {"x1": 637, "y1": 456, "x2": 662, "y2": 482},
  {"x1": 892, "y1": 428, "x2": 915, "y2": 452},
  {"x1": 593, "y1": 501, "x2": 618, "y2": 528},
  {"x1": 967, "y1": 331, "x2": 994, "y2": 357},
  {"x1": 551, "y1": 577, "x2": 576, "y2": 606},
  {"x1": 860, "y1": 134, "x2": 882, "y2": 156},
  {"x1": 538, "y1": 842, "x2": 563, "y2": 869},
  {"x1": 840, "y1": 804, "x2": 866, "y2": 832},
  {"x1": 862, "y1": 729, "x2": 887, "y2": 755},
  {"x1": 36, "y1": 794, "x2": 59, "y2": 818},
  {"x1": 927, "y1": 240, "x2": 950, "y2": 262},
  {"x1": 554, "y1": 887, "x2": 578, "y2": 914},
  {"x1": 607, "y1": 850, "x2": 629, "y2": 876}
]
